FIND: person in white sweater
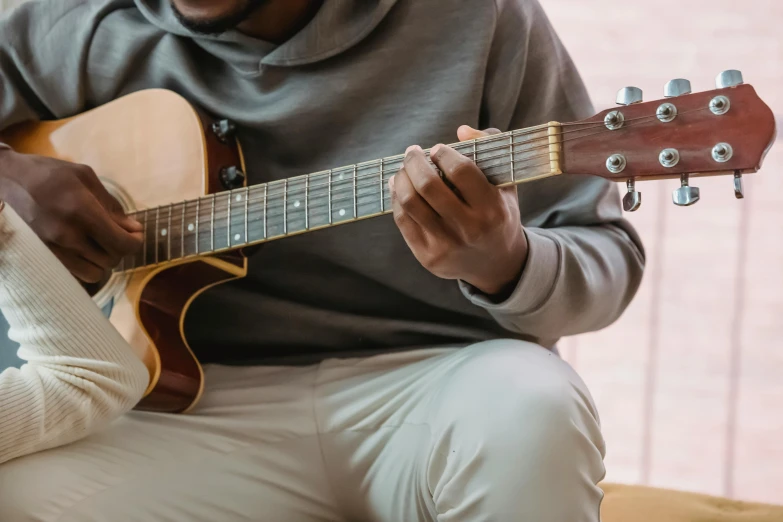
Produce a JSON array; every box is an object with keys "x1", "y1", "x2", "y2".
[{"x1": 0, "y1": 201, "x2": 149, "y2": 465}]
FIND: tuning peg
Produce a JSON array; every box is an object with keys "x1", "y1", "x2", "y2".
[
  {"x1": 716, "y1": 70, "x2": 744, "y2": 89},
  {"x1": 616, "y1": 87, "x2": 643, "y2": 106},
  {"x1": 734, "y1": 172, "x2": 744, "y2": 199},
  {"x1": 672, "y1": 174, "x2": 700, "y2": 206},
  {"x1": 211, "y1": 119, "x2": 236, "y2": 143},
  {"x1": 623, "y1": 179, "x2": 642, "y2": 212},
  {"x1": 664, "y1": 79, "x2": 692, "y2": 97}
]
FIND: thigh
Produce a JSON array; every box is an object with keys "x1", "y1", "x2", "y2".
[
  {"x1": 0, "y1": 364, "x2": 340, "y2": 522},
  {"x1": 315, "y1": 341, "x2": 605, "y2": 522}
]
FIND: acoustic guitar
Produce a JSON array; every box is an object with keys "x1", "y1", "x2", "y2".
[{"x1": 0, "y1": 70, "x2": 775, "y2": 414}]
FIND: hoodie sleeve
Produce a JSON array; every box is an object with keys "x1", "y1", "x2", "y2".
[
  {"x1": 458, "y1": 0, "x2": 646, "y2": 343},
  {"x1": 0, "y1": 0, "x2": 99, "y2": 132},
  {"x1": 0, "y1": 202, "x2": 148, "y2": 465}
]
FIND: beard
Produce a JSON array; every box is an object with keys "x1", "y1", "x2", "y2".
[{"x1": 171, "y1": 0, "x2": 269, "y2": 35}]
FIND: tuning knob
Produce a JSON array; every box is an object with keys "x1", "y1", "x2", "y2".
[
  {"x1": 672, "y1": 174, "x2": 700, "y2": 206},
  {"x1": 616, "y1": 87, "x2": 643, "y2": 106},
  {"x1": 716, "y1": 70, "x2": 744, "y2": 89},
  {"x1": 220, "y1": 166, "x2": 245, "y2": 189},
  {"x1": 664, "y1": 79, "x2": 692, "y2": 97},
  {"x1": 734, "y1": 172, "x2": 744, "y2": 199},
  {"x1": 212, "y1": 119, "x2": 236, "y2": 143},
  {"x1": 623, "y1": 179, "x2": 642, "y2": 212}
]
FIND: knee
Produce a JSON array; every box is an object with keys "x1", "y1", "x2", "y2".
[
  {"x1": 433, "y1": 339, "x2": 604, "y2": 458},
  {"x1": 425, "y1": 341, "x2": 606, "y2": 519}
]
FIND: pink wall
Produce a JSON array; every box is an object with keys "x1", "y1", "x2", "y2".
[{"x1": 544, "y1": 0, "x2": 783, "y2": 504}]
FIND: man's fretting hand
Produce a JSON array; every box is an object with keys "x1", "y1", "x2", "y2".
[{"x1": 390, "y1": 126, "x2": 528, "y2": 297}]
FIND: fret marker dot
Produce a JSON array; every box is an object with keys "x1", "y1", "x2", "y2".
[
  {"x1": 160, "y1": 229, "x2": 167, "y2": 237},
  {"x1": 235, "y1": 194, "x2": 242, "y2": 202},
  {"x1": 294, "y1": 200, "x2": 300, "y2": 208},
  {"x1": 234, "y1": 233, "x2": 240, "y2": 241},
  {"x1": 338, "y1": 173, "x2": 344, "y2": 180},
  {"x1": 187, "y1": 223, "x2": 195, "y2": 232},
  {"x1": 339, "y1": 209, "x2": 346, "y2": 217}
]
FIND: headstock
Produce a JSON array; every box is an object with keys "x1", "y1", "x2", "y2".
[{"x1": 560, "y1": 71, "x2": 777, "y2": 211}]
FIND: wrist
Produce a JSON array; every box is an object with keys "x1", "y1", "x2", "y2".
[{"x1": 468, "y1": 227, "x2": 529, "y2": 298}]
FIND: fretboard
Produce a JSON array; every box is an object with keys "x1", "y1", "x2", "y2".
[{"x1": 117, "y1": 123, "x2": 560, "y2": 273}]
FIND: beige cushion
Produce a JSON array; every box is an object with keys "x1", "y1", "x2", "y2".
[{"x1": 601, "y1": 484, "x2": 783, "y2": 522}]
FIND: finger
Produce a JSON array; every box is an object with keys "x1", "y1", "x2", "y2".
[
  {"x1": 64, "y1": 234, "x2": 118, "y2": 270},
  {"x1": 403, "y1": 145, "x2": 464, "y2": 218},
  {"x1": 50, "y1": 244, "x2": 105, "y2": 283},
  {"x1": 430, "y1": 143, "x2": 495, "y2": 209},
  {"x1": 77, "y1": 166, "x2": 143, "y2": 231},
  {"x1": 115, "y1": 213, "x2": 144, "y2": 233},
  {"x1": 393, "y1": 166, "x2": 448, "y2": 236},
  {"x1": 390, "y1": 176, "x2": 427, "y2": 247},
  {"x1": 457, "y1": 125, "x2": 502, "y2": 141},
  {"x1": 80, "y1": 199, "x2": 144, "y2": 257}
]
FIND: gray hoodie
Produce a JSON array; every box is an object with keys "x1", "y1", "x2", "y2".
[{"x1": 0, "y1": 0, "x2": 645, "y2": 364}]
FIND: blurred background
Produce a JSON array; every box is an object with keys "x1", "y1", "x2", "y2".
[
  {"x1": 0, "y1": 0, "x2": 780, "y2": 506},
  {"x1": 545, "y1": 0, "x2": 783, "y2": 505}
]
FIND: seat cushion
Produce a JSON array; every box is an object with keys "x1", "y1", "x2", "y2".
[{"x1": 601, "y1": 483, "x2": 783, "y2": 522}]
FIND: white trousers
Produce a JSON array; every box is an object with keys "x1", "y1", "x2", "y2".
[{"x1": 0, "y1": 340, "x2": 606, "y2": 521}]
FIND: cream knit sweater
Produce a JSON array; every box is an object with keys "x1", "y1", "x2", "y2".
[{"x1": 0, "y1": 204, "x2": 148, "y2": 465}]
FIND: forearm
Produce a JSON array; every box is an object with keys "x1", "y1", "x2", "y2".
[
  {"x1": 0, "y1": 204, "x2": 148, "y2": 464},
  {"x1": 461, "y1": 222, "x2": 645, "y2": 344}
]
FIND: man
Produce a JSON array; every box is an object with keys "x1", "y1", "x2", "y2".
[{"x1": 0, "y1": 0, "x2": 645, "y2": 520}]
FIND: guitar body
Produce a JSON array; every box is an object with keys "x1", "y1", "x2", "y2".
[{"x1": 0, "y1": 90, "x2": 246, "y2": 413}]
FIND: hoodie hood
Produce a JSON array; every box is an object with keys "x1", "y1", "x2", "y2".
[{"x1": 134, "y1": 0, "x2": 400, "y2": 71}]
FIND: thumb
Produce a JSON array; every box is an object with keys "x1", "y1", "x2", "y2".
[{"x1": 457, "y1": 125, "x2": 502, "y2": 142}]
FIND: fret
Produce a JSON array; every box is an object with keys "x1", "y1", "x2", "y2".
[
  {"x1": 476, "y1": 134, "x2": 506, "y2": 186},
  {"x1": 354, "y1": 162, "x2": 378, "y2": 219},
  {"x1": 166, "y1": 204, "x2": 172, "y2": 261},
  {"x1": 180, "y1": 202, "x2": 186, "y2": 258},
  {"x1": 226, "y1": 192, "x2": 232, "y2": 247},
  {"x1": 305, "y1": 175, "x2": 309, "y2": 230},
  {"x1": 379, "y1": 159, "x2": 384, "y2": 212},
  {"x1": 353, "y1": 164, "x2": 358, "y2": 219},
  {"x1": 284, "y1": 177, "x2": 308, "y2": 234},
  {"x1": 283, "y1": 179, "x2": 288, "y2": 235},
  {"x1": 244, "y1": 187, "x2": 249, "y2": 244},
  {"x1": 473, "y1": 139, "x2": 477, "y2": 165},
  {"x1": 263, "y1": 184, "x2": 268, "y2": 239},
  {"x1": 328, "y1": 169, "x2": 333, "y2": 225},
  {"x1": 331, "y1": 168, "x2": 352, "y2": 223},
  {"x1": 154, "y1": 206, "x2": 160, "y2": 264},
  {"x1": 305, "y1": 171, "x2": 330, "y2": 229},
  {"x1": 210, "y1": 195, "x2": 215, "y2": 251},
  {"x1": 512, "y1": 126, "x2": 550, "y2": 182},
  {"x1": 194, "y1": 199, "x2": 200, "y2": 254},
  {"x1": 265, "y1": 181, "x2": 286, "y2": 238},
  {"x1": 509, "y1": 134, "x2": 515, "y2": 183}
]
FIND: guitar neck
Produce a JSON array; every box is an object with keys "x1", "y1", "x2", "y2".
[{"x1": 118, "y1": 123, "x2": 562, "y2": 272}]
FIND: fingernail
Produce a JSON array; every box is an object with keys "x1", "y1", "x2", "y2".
[
  {"x1": 405, "y1": 145, "x2": 422, "y2": 155},
  {"x1": 388, "y1": 175, "x2": 395, "y2": 190},
  {"x1": 431, "y1": 144, "x2": 443, "y2": 157}
]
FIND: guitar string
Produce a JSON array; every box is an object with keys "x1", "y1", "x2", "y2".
[
  {"x1": 125, "y1": 105, "x2": 696, "y2": 223},
  {"x1": 143, "y1": 104, "x2": 708, "y2": 226},
  {"x1": 120, "y1": 105, "x2": 713, "y2": 270},
  {"x1": 121, "y1": 105, "x2": 709, "y2": 270}
]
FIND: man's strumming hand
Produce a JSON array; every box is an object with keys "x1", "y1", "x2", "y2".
[
  {"x1": 390, "y1": 126, "x2": 528, "y2": 297},
  {"x1": 0, "y1": 145, "x2": 143, "y2": 283}
]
